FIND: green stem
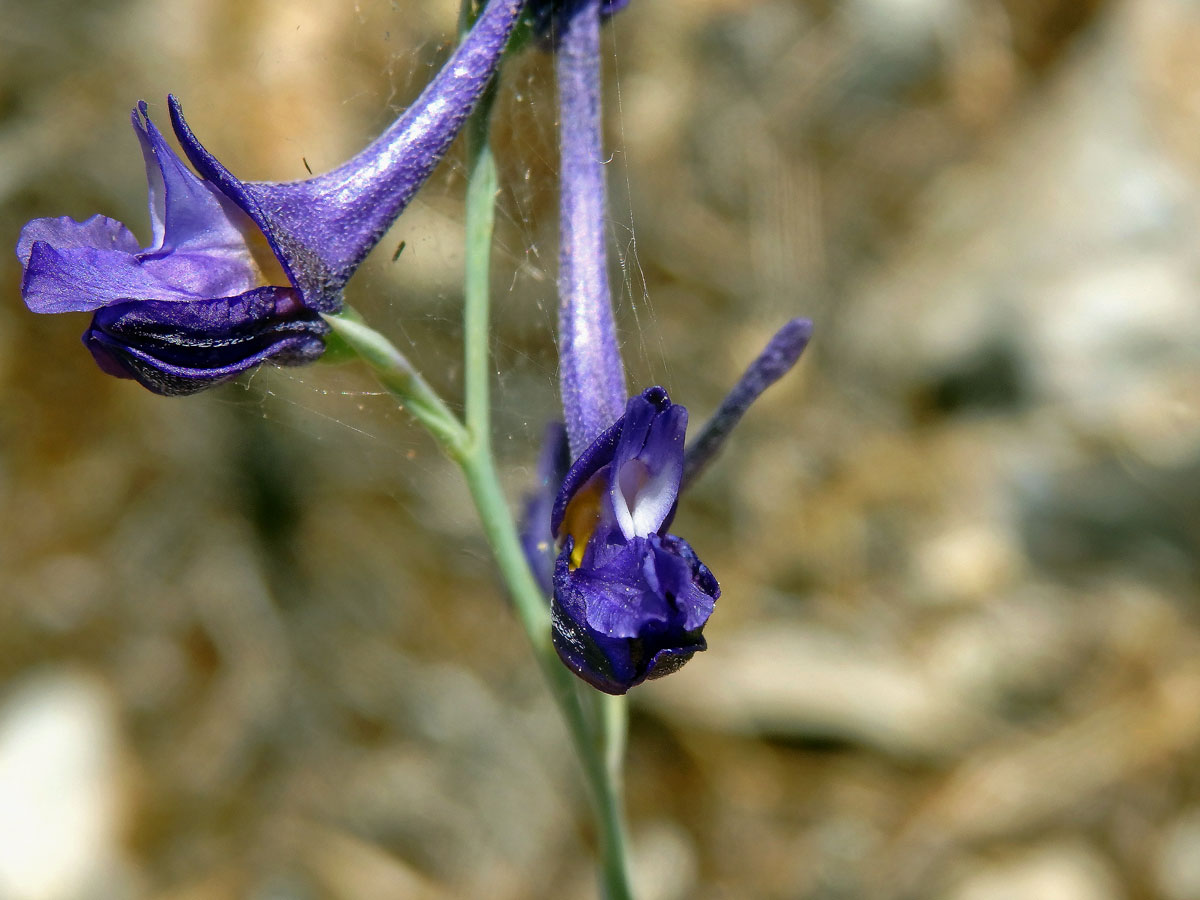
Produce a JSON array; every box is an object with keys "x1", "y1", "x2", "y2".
[
  {"x1": 464, "y1": 80, "x2": 499, "y2": 444},
  {"x1": 602, "y1": 693, "x2": 629, "y2": 785},
  {"x1": 457, "y1": 447, "x2": 633, "y2": 900},
  {"x1": 456, "y1": 27, "x2": 634, "y2": 895},
  {"x1": 333, "y1": 5, "x2": 636, "y2": 893},
  {"x1": 329, "y1": 304, "x2": 634, "y2": 898},
  {"x1": 322, "y1": 309, "x2": 468, "y2": 455},
  {"x1": 593, "y1": 693, "x2": 633, "y2": 899}
]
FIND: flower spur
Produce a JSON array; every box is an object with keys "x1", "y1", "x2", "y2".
[
  {"x1": 16, "y1": 0, "x2": 527, "y2": 395},
  {"x1": 523, "y1": 0, "x2": 813, "y2": 694}
]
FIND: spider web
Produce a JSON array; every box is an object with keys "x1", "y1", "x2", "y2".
[{"x1": 220, "y1": 4, "x2": 665, "y2": 510}]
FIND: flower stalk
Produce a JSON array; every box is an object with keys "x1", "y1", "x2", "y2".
[
  {"x1": 333, "y1": 4, "x2": 636, "y2": 895},
  {"x1": 332, "y1": 291, "x2": 636, "y2": 897},
  {"x1": 458, "y1": 6, "x2": 635, "y2": 891}
]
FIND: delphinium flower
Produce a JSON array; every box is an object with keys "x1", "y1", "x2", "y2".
[
  {"x1": 525, "y1": 0, "x2": 812, "y2": 694},
  {"x1": 16, "y1": 0, "x2": 526, "y2": 395}
]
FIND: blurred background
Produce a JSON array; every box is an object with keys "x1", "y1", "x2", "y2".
[{"x1": 2, "y1": 0, "x2": 1199, "y2": 897}]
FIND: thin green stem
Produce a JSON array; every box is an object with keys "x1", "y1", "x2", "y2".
[
  {"x1": 322, "y1": 308, "x2": 468, "y2": 455},
  {"x1": 456, "y1": 446, "x2": 633, "y2": 900},
  {"x1": 329, "y1": 5, "x2": 635, "y2": 893},
  {"x1": 329, "y1": 304, "x2": 634, "y2": 897},
  {"x1": 463, "y1": 80, "x2": 500, "y2": 444},
  {"x1": 454, "y1": 26, "x2": 635, "y2": 894},
  {"x1": 330, "y1": 292, "x2": 635, "y2": 900},
  {"x1": 602, "y1": 693, "x2": 629, "y2": 784}
]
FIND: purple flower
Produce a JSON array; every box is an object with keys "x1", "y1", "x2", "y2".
[
  {"x1": 536, "y1": 324, "x2": 811, "y2": 694},
  {"x1": 526, "y1": 0, "x2": 812, "y2": 693},
  {"x1": 16, "y1": 0, "x2": 526, "y2": 395},
  {"x1": 549, "y1": 387, "x2": 715, "y2": 694}
]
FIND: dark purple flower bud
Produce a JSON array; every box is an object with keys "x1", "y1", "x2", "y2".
[
  {"x1": 16, "y1": 0, "x2": 526, "y2": 395},
  {"x1": 548, "y1": 388, "x2": 718, "y2": 694},
  {"x1": 683, "y1": 317, "x2": 814, "y2": 486}
]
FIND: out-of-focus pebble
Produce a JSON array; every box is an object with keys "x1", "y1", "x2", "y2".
[
  {"x1": 0, "y1": 669, "x2": 131, "y2": 900},
  {"x1": 644, "y1": 625, "x2": 987, "y2": 760},
  {"x1": 631, "y1": 821, "x2": 700, "y2": 900},
  {"x1": 1156, "y1": 809, "x2": 1200, "y2": 900},
  {"x1": 943, "y1": 841, "x2": 1125, "y2": 900}
]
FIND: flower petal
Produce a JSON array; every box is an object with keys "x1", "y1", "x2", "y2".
[
  {"x1": 609, "y1": 389, "x2": 686, "y2": 539},
  {"x1": 18, "y1": 105, "x2": 273, "y2": 317},
  {"x1": 84, "y1": 286, "x2": 327, "y2": 396},
  {"x1": 131, "y1": 102, "x2": 256, "y2": 260},
  {"x1": 22, "y1": 240, "x2": 204, "y2": 313},
  {"x1": 652, "y1": 533, "x2": 718, "y2": 631},
  {"x1": 549, "y1": 386, "x2": 684, "y2": 540},
  {"x1": 16, "y1": 215, "x2": 141, "y2": 266},
  {"x1": 21, "y1": 236, "x2": 266, "y2": 315},
  {"x1": 550, "y1": 409, "x2": 623, "y2": 539},
  {"x1": 575, "y1": 537, "x2": 673, "y2": 637},
  {"x1": 551, "y1": 532, "x2": 716, "y2": 695}
]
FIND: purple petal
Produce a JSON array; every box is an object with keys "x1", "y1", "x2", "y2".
[
  {"x1": 169, "y1": 0, "x2": 526, "y2": 312},
  {"x1": 18, "y1": 105, "x2": 274, "y2": 317},
  {"x1": 17, "y1": 215, "x2": 140, "y2": 266},
  {"x1": 135, "y1": 111, "x2": 167, "y2": 248},
  {"x1": 85, "y1": 286, "x2": 327, "y2": 396},
  {"x1": 520, "y1": 421, "x2": 571, "y2": 595},
  {"x1": 551, "y1": 410, "x2": 624, "y2": 539},
  {"x1": 132, "y1": 102, "x2": 255, "y2": 259},
  {"x1": 608, "y1": 389, "x2": 686, "y2": 539},
  {"x1": 23, "y1": 241, "x2": 207, "y2": 313},
  {"x1": 550, "y1": 385, "x2": 673, "y2": 538},
  {"x1": 22, "y1": 234, "x2": 266, "y2": 315},
  {"x1": 683, "y1": 318, "x2": 813, "y2": 487},
  {"x1": 653, "y1": 533, "x2": 718, "y2": 631},
  {"x1": 576, "y1": 538, "x2": 673, "y2": 636},
  {"x1": 550, "y1": 531, "x2": 717, "y2": 694}
]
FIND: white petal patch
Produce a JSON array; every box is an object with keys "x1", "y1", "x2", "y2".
[{"x1": 613, "y1": 456, "x2": 678, "y2": 539}]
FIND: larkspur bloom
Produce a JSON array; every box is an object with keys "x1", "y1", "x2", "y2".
[
  {"x1": 16, "y1": 0, "x2": 526, "y2": 395},
  {"x1": 523, "y1": 0, "x2": 812, "y2": 694}
]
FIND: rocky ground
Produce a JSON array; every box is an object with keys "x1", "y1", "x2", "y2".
[{"x1": 1, "y1": 0, "x2": 1198, "y2": 897}]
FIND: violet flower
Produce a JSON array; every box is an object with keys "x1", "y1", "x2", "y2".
[
  {"x1": 526, "y1": 0, "x2": 812, "y2": 694},
  {"x1": 16, "y1": 0, "x2": 526, "y2": 395}
]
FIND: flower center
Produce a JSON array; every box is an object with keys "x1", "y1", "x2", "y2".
[{"x1": 613, "y1": 457, "x2": 674, "y2": 539}]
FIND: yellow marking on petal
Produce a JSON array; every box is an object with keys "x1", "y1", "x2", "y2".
[
  {"x1": 560, "y1": 475, "x2": 606, "y2": 571},
  {"x1": 570, "y1": 536, "x2": 588, "y2": 570}
]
